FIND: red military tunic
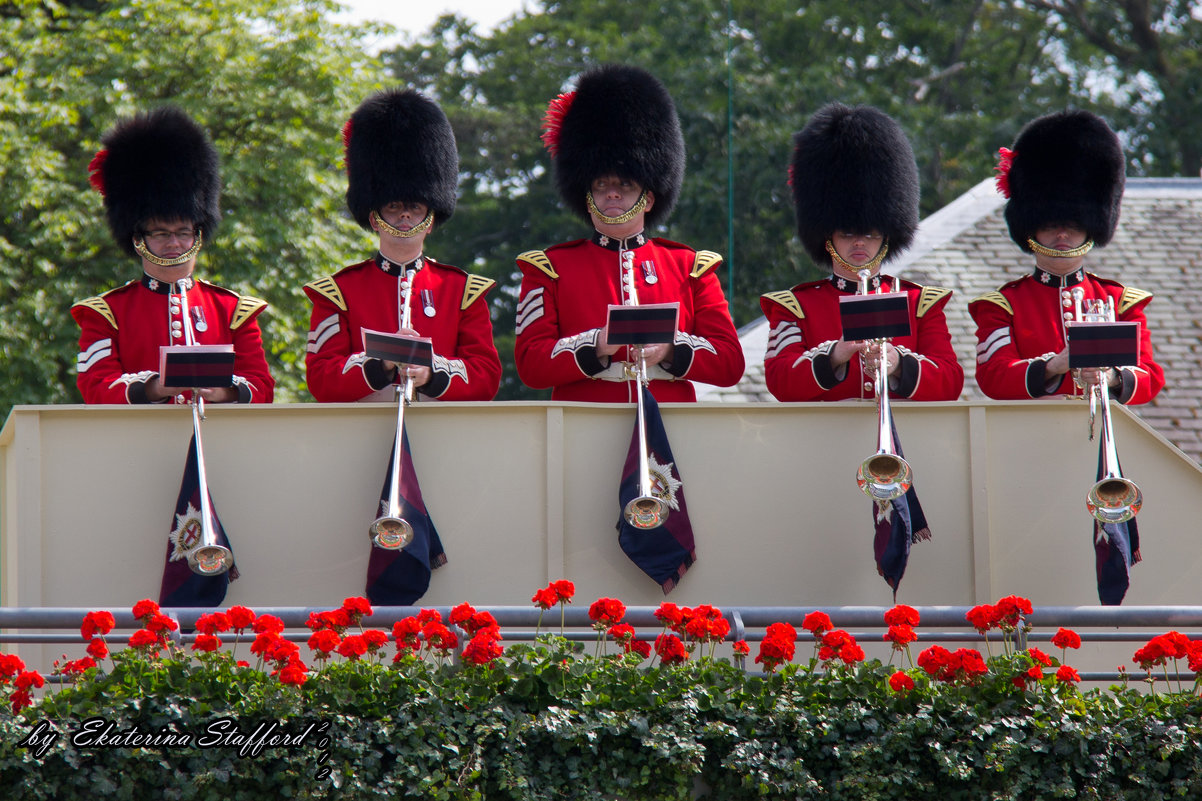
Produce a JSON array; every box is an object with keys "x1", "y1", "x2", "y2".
[
  {"x1": 304, "y1": 254, "x2": 500, "y2": 402},
  {"x1": 760, "y1": 274, "x2": 964, "y2": 402},
  {"x1": 968, "y1": 267, "x2": 1163, "y2": 404},
  {"x1": 514, "y1": 233, "x2": 745, "y2": 402},
  {"x1": 72, "y1": 275, "x2": 273, "y2": 404}
]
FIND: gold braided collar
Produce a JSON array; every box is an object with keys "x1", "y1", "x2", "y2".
[
  {"x1": 586, "y1": 190, "x2": 648, "y2": 226},
  {"x1": 371, "y1": 209, "x2": 434, "y2": 239},
  {"x1": 133, "y1": 231, "x2": 203, "y2": 267},
  {"x1": 825, "y1": 238, "x2": 889, "y2": 275},
  {"x1": 1026, "y1": 237, "x2": 1094, "y2": 259}
]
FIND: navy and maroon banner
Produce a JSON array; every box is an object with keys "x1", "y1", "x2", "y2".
[
  {"x1": 617, "y1": 385, "x2": 695, "y2": 593},
  {"x1": 872, "y1": 427, "x2": 930, "y2": 600},
  {"x1": 366, "y1": 428, "x2": 446, "y2": 605},
  {"x1": 362, "y1": 330, "x2": 434, "y2": 368},
  {"x1": 159, "y1": 345, "x2": 235, "y2": 388},
  {"x1": 1067, "y1": 321, "x2": 1140, "y2": 369},
  {"x1": 160, "y1": 434, "x2": 238, "y2": 607},
  {"x1": 839, "y1": 292, "x2": 912, "y2": 341},
  {"x1": 606, "y1": 303, "x2": 679, "y2": 346},
  {"x1": 1094, "y1": 444, "x2": 1141, "y2": 606}
]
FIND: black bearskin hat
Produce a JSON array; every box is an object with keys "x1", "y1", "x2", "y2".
[
  {"x1": 999, "y1": 110, "x2": 1125, "y2": 251},
  {"x1": 789, "y1": 103, "x2": 919, "y2": 266},
  {"x1": 88, "y1": 106, "x2": 221, "y2": 258},
  {"x1": 541, "y1": 64, "x2": 685, "y2": 228},
  {"x1": 344, "y1": 88, "x2": 458, "y2": 230}
]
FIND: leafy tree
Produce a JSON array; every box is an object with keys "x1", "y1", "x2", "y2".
[{"x1": 0, "y1": 0, "x2": 382, "y2": 420}]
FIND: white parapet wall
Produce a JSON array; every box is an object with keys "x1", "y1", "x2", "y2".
[{"x1": 4, "y1": 400, "x2": 1202, "y2": 615}]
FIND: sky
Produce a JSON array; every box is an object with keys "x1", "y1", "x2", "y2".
[{"x1": 336, "y1": 0, "x2": 530, "y2": 40}]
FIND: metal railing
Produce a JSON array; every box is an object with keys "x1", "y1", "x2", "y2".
[{"x1": 3, "y1": 605, "x2": 1200, "y2": 684}]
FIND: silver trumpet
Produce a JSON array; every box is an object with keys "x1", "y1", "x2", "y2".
[
  {"x1": 621, "y1": 250, "x2": 669, "y2": 530},
  {"x1": 187, "y1": 395, "x2": 234, "y2": 575},
  {"x1": 1072, "y1": 290, "x2": 1142, "y2": 524},
  {"x1": 854, "y1": 270, "x2": 912, "y2": 502},
  {"x1": 370, "y1": 267, "x2": 417, "y2": 550}
]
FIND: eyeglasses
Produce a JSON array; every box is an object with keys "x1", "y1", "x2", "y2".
[{"x1": 143, "y1": 228, "x2": 197, "y2": 245}]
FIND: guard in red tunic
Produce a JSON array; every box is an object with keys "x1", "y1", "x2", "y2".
[
  {"x1": 760, "y1": 104, "x2": 963, "y2": 402},
  {"x1": 304, "y1": 89, "x2": 500, "y2": 403},
  {"x1": 969, "y1": 110, "x2": 1163, "y2": 404},
  {"x1": 72, "y1": 107, "x2": 274, "y2": 404},
  {"x1": 514, "y1": 64, "x2": 744, "y2": 402}
]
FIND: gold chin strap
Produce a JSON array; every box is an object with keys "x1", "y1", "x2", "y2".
[
  {"x1": 825, "y1": 238, "x2": 889, "y2": 274},
  {"x1": 586, "y1": 190, "x2": 648, "y2": 226},
  {"x1": 371, "y1": 210, "x2": 434, "y2": 239},
  {"x1": 1027, "y1": 237, "x2": 1094, "y2": 259},
  {"x1": 133, "y1": 230, "x2": 204, "y2": 267}
]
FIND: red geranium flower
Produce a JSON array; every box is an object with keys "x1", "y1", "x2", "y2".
[
  {"x1": 801, "y1": 611, "x2": 832, "y2": 637},
  {"x1": 889, "y1": 670, "x2": 915, "y2": 693},
  {"x1": 883, "y1": 605, "x2": 920, "y2": 627},
  {"x1": 128, "y1": 629, "x2": 162, "y2": 651},
  {"x1": 132, "y1": 599, "x2": 160, "y2": 621},
  {"x1": 59, "y1": 657, "x2": 97, "y2": 676},
  {"x1": 192, "y1": 634, "x2": 222, "y2": 653},
  {"x1": 627, "y1": 639, "x2": 652, "y2": 660},
  {"x1": 552, "y1": 580, "x2": 575, "y2": 604},
  {"x1": 917, "y1": 645, "x2": 951, "y2": 678},
  {"x1": 10, "y1": 689, "x2": 33, "y2": 714},
  {"x1": 532, "y1": 587, "x2": 558, "y2": 610},
  {"x1": 884, "y1": 625, "x2": 917, "y2": 650},
  {"x1": 1187, "y1": 641, "x2": 1202, "y2": 673},
  {"x1": 278, "y1": 664, "x2": 308, "y2": 686},
  {"x1": 81, "y1": 610, "x2": 116, "y2": 640},
  {"x1": 341, "y1": 596, "x2": 373, "y2": 623},
  {"x1": 14, "y1": 670, "x2": 44, "y2": 691},
  {"x1": 337, "y1": 635, "x2": 368, "y2": 661},
  {"x1": 0, "y1": 653, "x2": 24, "y2": 678},
  {"x1": 609, "y1": 623, "x2": 636, "y2": 644},
  {"x1": 654, "y1": 602, "x2": 685, "y2": 633},
  {"x1": 250, "y1": 632, "x2": 281, "y2": 659},
  {"x1": 588, "y1": 598, "x2": 626, "y2": 629},
  {"x1": 227, "y1": 606, "x2": 256, "y2": 631},
  {"x1": 86, "y1": 638, "x2": 108, "y2": 660},
  {"x1": 417, "y1": 609, "x2": 442, "y2": 625},
  {"x1": 1056, "y1": 664, "x2": 1081, "y2": 684},
  {"x1": 654, "y1": 633, "x2": 689, "y2": 666},
  {"x1": 1027, "y1": 647, "x2": 1053, "y2": 668},
  {"x1": 1051, "y1": 628, "x2": 1082, "y2": 651},
  {"x1": 966, "y1": 604, "x2": 999, "y2": 633},
  {"x1": 465, "y1": 611, "x2": 499, "y2": 637},
  {"x1": 308, "y1": 630, "x2": 341, "y2": 655},
  {"x1": 995, "y1": 595, "x2": 1033, "y2": 629},
  {"x1": 265, "y1": 639, "x2": 301, "y2": 667},
  {"x1": 423, "y1": 623, "x2": 458, "y2": 652},
  {"x1": 393, "y1": 617, "x2": 422, "y2": 651},
  {"x1": 450, "y1": 603, "x2": 477, "y2": 627},
  {"x1": 732, "y1": 640, "x2": 750, "y2": 656},
  {"x1": 195, "y1": 612, "x2": 231, "y2": 636},
  {"x1": 363, "y1": 630, "x2": 389, "y2": 653},
  {"x1": 463, "y1": 629, "x2": 503, "y2": 665},
  {"x1": 1151, "y1": 631, "x2": 1191, "y2": 661},
  {"x1": 253, "y1": 614, "x2": 285, "y2": 635},
  {"x1": 146, "y1": 613, "x2": 179, "y2": 635}
]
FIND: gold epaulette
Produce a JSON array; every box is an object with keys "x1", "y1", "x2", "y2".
[
  {"x1": 517, "y1": 250, "x2": 558, "y2": 279},
  {"x1": 231, "y1": 296, "x2": 268, "y2": 330},
  {"x1": 72, "y1": 297, "x2": 117, "y2": 328},
  {"x1": 916, "y1": 286, "x2": 952, "y2": 318},
  {"x1": 691, "y1": 250, "x2": 723, "y2": 279},
  {"x1": 971, "y1": 291, "x2": 1012, "y2": 315},
  {"x1": 461, "y1": 274, "x2": 496, "y2": 310},
  {"x1": 1118, "y1": 286, "x2": 1152, "y2": 316},
  {"x1": 761, "y1": 290, "x2": 804, "y2": 320},
  {"x1": 304, "y1": 276, "x2": 346, "y2": 311}
]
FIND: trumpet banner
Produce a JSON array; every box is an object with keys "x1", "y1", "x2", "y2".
[
  {"x1": 1095, "y1": 442, "x2": 1141, "y2": 606},
  {"x1": 872, "y1": 427, "x2": 930, "y2": 600},
  {"x1": 159, "y1": 433, "x2": 238, "y2": 607},
  {"x1": 617, "y1": 386, "x2": 695, "y2": 594},
  {"x1": 365, "y1": 428, "x2": 447, "y2": 606}
]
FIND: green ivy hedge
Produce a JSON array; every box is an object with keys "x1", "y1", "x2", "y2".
[{"x1": 4, "y1": 637, "x2": 1202, "y2": 800}]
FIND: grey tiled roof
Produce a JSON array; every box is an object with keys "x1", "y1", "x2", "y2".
[{"x1": 699, "y1": 177, "x2": 1202, "y2": 463}]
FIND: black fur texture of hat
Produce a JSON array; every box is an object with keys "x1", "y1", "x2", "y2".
[
  {"x1": 1002, "y1": 110, "x2": 1125, "y2": 251},
  {"x1": 545, "y1": 64, "x2": 685, "y2": 228},
  {"x1": 789, "y1": 103, "x2": 919, "y2": 266},
  {"x1": 344, "y1": 88, "x2": 458, "y2": 230},
  {"x1": 90, "y1": 106, "x2": 221, "y2": 257}
]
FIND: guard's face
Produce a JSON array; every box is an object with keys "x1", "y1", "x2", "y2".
[
  {"x1": 831, "y1": 230, "x2": 884, "y2": 269},
  {"x1": 590, "y1": 175, "x2": 652, "y2": 219},
  {"x1": 1033, "y1": 223, "x2": 1088, "y2": 252},
  {"x1": 376, "y1": 201, "x2": 430, "y2": 232},
  {"x1": 140, "y1": 218, "x2": 197, "y2": 260}
]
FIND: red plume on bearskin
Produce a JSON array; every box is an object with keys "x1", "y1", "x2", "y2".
[
  {"x1": 87, "y1": 150, "x2": 109, "y2": 195},
  {"x1": 340, "y1": 118, "x2": 354, "y2": 172},
  {"x1": 994, "y1": 147, "x2": 1015, "y2": 199},
  {"x1": 540, "y1": 91, "x2": 576, "y2": 157}
]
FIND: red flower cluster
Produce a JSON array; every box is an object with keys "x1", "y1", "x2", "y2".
[
  {"x1": 755, "y1": 622, "x2": 797, "y2": 674},
  {"x1": 884, "y1": 624, "x2": 918, "y2": 651},
  {"x1": 449, "y1": 603, "x2": 504, "y2": 665},
  {"x1": 818, "y1": 629, "x2": 865, "y2": 666},
  {"x1": 654, "y1": 633, "x2": 689, "y2": 666},
  {"x1": 1, "y1": 653, "x2": 45, "y2": 713},
  {"x1": 393, "y1": 609, "x2": 459, "y2": 660},
  {"x1": 917, "y1": 645, "x2": 988, "y2": 685},
  {"x1": 532, "y1": 579, "x2": 575, "y2": 610},
  {"x1": 1051, "y1": 628, "x2": 1082, "y2": 652},
  {"x1": 883, "y1": 605, "x2": 920, "y2": 627},
  {"x1": 1133, "y1": 630, "x2": 1198, "y2": 671},
  {"x1": 966, "y1": 595, "x2": 1032, "y2": 634},
  {"x1": 889, "y1": 670, "x2": 915, "y2": 693},
  {"x1": 801, "y1": 611, "x2": 832, "y2": 638},
  {"x1": 588, "y1": 598, "x2": 627, "y2": 630},
  {"x1": 80, "y1": 611, "x2": 115, "y2": 640},
  {"x1": 655, "y1": 603, "x2": 730, "y2": 647}
]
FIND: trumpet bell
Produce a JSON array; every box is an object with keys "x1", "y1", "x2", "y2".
[
  {"x1": 370, "y1": 516, "x2": 414, "y2": 550},
  {"x1": 188, "y1": 544, "x2": 234, "y2": 576},
  {"x1": 624, "y1": 495, "x2": 669, "y2": 530},
  {"x1": 1086, "y1": 477, "x2": 1142, "y2": 524},
  {"x1": 856, "y1": 453, "x2": 913, "y2": 501}
]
